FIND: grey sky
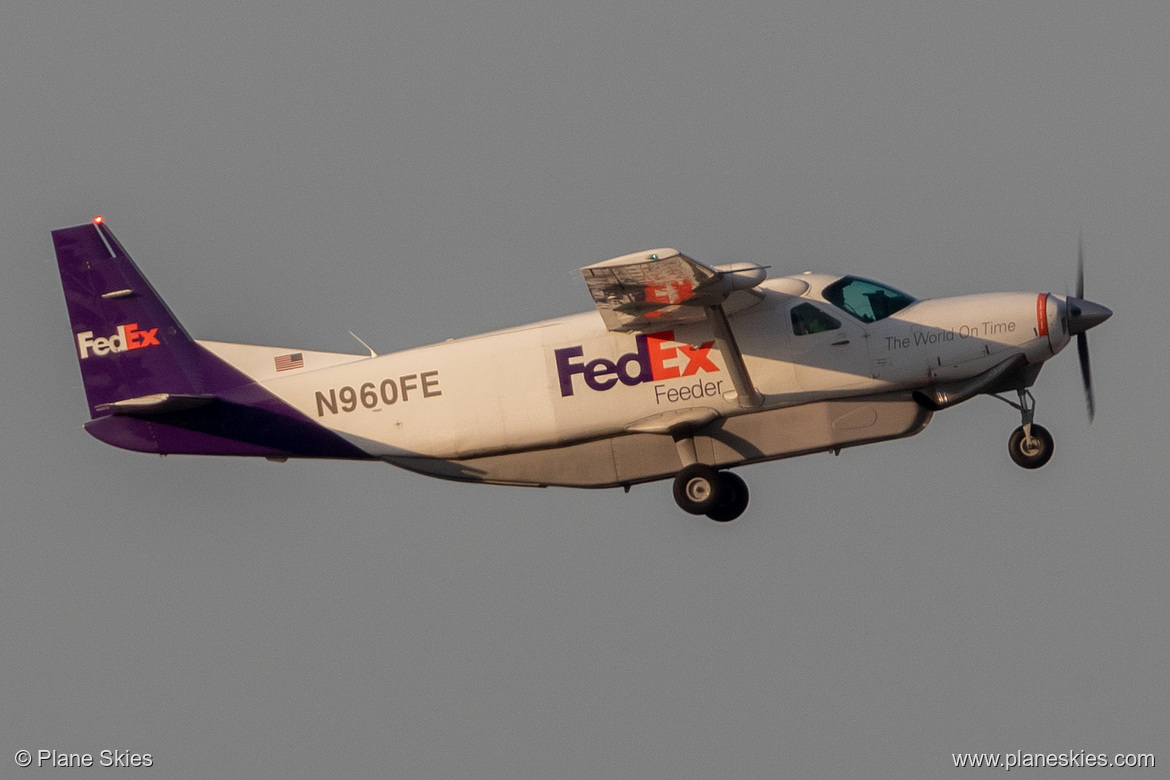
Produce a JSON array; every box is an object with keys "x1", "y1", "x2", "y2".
[{"x1": 2, "y1": 1, "x2": 1167, "y2": 777}]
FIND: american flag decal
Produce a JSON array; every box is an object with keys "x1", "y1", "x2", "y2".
[{"x1": 274, "y1": 353, "x2": 304, "y2": 372}]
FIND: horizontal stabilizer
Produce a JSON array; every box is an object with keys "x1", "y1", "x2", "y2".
[
  {"x1": 97, "y1": 393, "x2": 217, "y2": 416},
  {"x1": 83, "y1": 399, "x2": 371, "y2": 459}
]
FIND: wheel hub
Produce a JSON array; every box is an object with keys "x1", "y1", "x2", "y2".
[
  {"x1": 686, "y1": 478, "x2": 712, "y2": 503},
  {"x1": 1019, "y1": 436, "x2": 1043, "y2": 456}
]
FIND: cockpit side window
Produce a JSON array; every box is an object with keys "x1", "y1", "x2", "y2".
[
  {"x1": 791, "y1": 302, "x2": 842, "y2": 336},
  {"x1": 822, "y1": 276, "x2": 915, "y2": 323}
]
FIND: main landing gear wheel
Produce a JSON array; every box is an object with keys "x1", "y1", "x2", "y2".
[
  {"x1": 673, "y1": 464, "x2": 720, "y2": 515},
  {"x1": 672, "y1": 466, "x2": 750, "y2": 521},
  {"x1": 705, "y1": 471, "x2": 749, "y2": 522},
  {"x1": 1008, "y1": 424, "x2": 1053, "y2": 469}
]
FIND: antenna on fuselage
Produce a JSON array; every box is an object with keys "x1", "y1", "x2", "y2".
[{"x1": 348, "y1": 331, "x2": 378, "y2": 357}]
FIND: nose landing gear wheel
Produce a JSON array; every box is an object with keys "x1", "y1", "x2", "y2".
[{"x1": 1008, "y1": 424, "x2": 1054, "y2": 469}]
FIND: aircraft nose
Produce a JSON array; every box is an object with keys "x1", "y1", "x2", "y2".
[{"x1": 1066, "y1": 297, "x2": 1112, "y2": 335}]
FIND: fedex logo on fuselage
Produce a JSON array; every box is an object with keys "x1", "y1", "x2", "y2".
[
  {"x1": 555, "y1": 329, "x2": 718, "y2": 397},
  {"x1": 77, "y1": 323, "x2": 160, "y2": 359}
]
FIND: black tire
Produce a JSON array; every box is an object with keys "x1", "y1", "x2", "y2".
[
  {"x1": 1008, "y1": 424, "x2": 1054, "y2": 469},
  {"x1": 706, "y1": 471, "x2": 749, "y2": 522},
  {"x1": 673, "y1": 464, "x2": 722, "y2": 515}
]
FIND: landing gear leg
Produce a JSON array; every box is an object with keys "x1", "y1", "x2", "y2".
[{"x1": 997, "y1": 388, "x2": 1054, "y2": 469}]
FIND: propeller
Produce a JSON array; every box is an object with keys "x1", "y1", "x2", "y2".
[{"x1": 1065, "y1": 234, "x2": 1112, "y2": 422}]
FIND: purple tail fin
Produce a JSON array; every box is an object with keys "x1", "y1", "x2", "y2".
[
  {"x1": 52, "y1": 219, "x2": 370, "y2": 459},
  {"x1": 53, "y1": 219, "x2": 213, "y2": 417}
]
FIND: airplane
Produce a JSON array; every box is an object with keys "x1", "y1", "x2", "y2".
[{"x1": 52, "y1": 218, "x2": 1111, "y2": 522}]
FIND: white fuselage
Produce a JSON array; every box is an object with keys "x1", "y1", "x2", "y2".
[{"x1": 199, "y1": 273, "x2": 1068, "y2": 468}]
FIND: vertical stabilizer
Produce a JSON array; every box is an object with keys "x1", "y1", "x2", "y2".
[{"x1": 52, "y1": 219, "x2": 217, "y2": 418}]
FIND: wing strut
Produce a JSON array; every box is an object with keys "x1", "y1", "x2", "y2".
[{"x1": 704, "y1": 304, "x2": 763, "y2": 408}]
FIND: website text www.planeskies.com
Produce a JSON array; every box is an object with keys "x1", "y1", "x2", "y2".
[{"x1": 952, "y1": 750, "x2": 1154, "y2": 771}]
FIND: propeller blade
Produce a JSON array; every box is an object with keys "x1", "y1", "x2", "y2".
[
  {"x1": 1076, "y1": 232, "x2": 1085, "y2": 299},
  {"x1": 1077, "y1": 332, "x2": 1095, "y2": 422},
  {"x1": 1072, "y1": 233, "x2": 1105, "y2": 422}
]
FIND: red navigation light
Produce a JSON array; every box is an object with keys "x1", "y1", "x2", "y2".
[{"x1": 93, "y1": 216, "x2": 104, "y2": 225}]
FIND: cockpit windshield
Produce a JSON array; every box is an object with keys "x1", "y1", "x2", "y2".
[{"x1": 822, "y1": 276, "x2": 916, "y2": 323}]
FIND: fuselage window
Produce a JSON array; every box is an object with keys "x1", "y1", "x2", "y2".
[
  {"x1": 791, "y1": 302, "x2": 842, "y2": 336},
  {"x1": 822, "y1": 276, "x2": 916, "y2": 323}
]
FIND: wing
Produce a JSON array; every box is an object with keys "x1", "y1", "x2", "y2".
[{"x1": 581, "y1": 248, "x2": 767, "y2": 332}]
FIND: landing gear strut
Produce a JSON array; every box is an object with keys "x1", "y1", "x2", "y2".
[
  {"x1": 672, "y1": 464, "x2": 750, "y2": 521},
  {"x1": 996, "y1": 388, "x2": 1054, "y2": 469}
]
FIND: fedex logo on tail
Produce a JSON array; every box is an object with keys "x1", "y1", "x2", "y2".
[
  {"x1": 77, "y1": 323, "x2": 160, "y2": 359},
  {"x1": 555, "y1": 330, "x2": 718, "y2": 397}
]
